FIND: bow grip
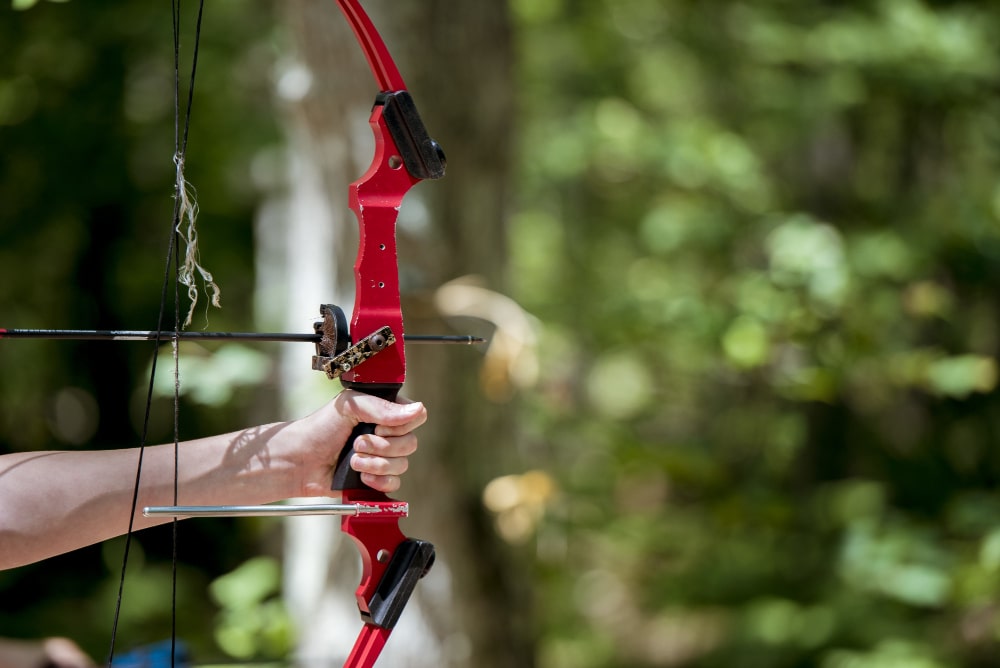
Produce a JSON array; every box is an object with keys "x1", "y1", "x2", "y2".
[{"x1": 332, "y1": 383, "x2": 402, "y2": 491}]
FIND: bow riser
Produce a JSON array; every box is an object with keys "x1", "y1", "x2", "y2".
[
  {"x1": 343, "y1": 103, "x2": 417, "y2": 387},
  {"x1": 340, "y1": 490, "x2": 409, "y2": 616}
]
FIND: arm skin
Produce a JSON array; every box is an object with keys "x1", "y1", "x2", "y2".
[{"x1": 0, "y1": 391, "x2": 425, "y2": 570}]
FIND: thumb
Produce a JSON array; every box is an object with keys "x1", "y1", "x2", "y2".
[{"x1": 339, "y1": 391, "x2": 426, "y2": 428}]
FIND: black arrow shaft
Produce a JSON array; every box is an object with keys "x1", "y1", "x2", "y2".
[{"x1": 0, "y1": 329, "x2": 483, "y2": 344}]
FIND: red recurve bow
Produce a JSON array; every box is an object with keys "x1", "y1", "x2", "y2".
[{"x1": 312, "y1": 2, "x2": 445, "y2": 665}]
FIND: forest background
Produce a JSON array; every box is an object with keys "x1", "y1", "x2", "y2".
[{"x1": 2, "y1": 1, "x2": 1000, "y2": 668}]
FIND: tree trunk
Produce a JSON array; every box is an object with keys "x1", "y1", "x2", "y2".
[{"x1": 264, "y1": 2, "x2": 529, "y2": 666}]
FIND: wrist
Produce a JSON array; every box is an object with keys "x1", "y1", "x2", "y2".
[{"x1": 253, "y1": 418, "x2": 311, "y2": 500}]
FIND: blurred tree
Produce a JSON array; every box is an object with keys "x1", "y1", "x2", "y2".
[{"x1": 508, "y1": 1, "x2": 1000, "y2": 667}]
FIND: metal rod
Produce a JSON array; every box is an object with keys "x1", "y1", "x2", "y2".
[
  {"x1": 0, "y1": 328, "x2": 484, "y2": 344},
  {"x1": 143, "y1": 502, "x2": 409, "y2": 518}
]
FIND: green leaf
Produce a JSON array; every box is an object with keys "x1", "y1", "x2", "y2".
[{"x1": 925, "y1": 355, "x2": 997, "y2": 398}]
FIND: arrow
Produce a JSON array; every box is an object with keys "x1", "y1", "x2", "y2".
[{"x1": 0, "y1": 329, "x2": 483, "y2": 345}]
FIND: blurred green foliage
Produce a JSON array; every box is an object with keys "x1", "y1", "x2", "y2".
[
  {"x1": 509, "y1": 0, "x2": 1000, "y2": 666},
  {"x1": 209, "y1": 556, "x2": 293, "y2": 659}
]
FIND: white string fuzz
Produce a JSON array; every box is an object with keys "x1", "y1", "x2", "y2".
[{"x1": 174, "y1": 152, "x2": 221, "y2": 328}]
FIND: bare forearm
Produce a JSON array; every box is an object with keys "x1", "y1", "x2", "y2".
[
  {"x1": 0, "y1": 421, "x2": 300, "y2": 569},
  {"x1": 0, "y1": 392, "x2": 425, "y2": 570}
]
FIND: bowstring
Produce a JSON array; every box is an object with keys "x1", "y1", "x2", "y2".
[
  {"x1": 106, "y1": 1, "x2": 207, "y2": 666},
  {"x1": 174, "y1": 0, "x2": 220, "y2": 329}
]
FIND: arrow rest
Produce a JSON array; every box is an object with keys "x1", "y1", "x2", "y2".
[{"x1": 314, "y1": 303, "x2": 351, "y2": 359}]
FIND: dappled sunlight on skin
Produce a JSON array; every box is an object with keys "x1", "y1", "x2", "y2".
[{"x1": 222, "y1": 422, "x2": 284, "y2": 480}]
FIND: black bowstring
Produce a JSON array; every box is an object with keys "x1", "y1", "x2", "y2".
[{"x1": 106, "y1": 1, "x2": 207, "y2": 666}]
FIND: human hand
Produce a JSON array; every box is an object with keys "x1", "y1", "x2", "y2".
[
  {"x1": 39, "y1": 638, "x2": 94, "y2": 668},
  {"x1": 289, "y1": 391, "x2": 426, "y2": 497},
  {"x1": 0, "y1": 637, "x2": 94, "y2": 668}
]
